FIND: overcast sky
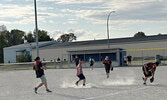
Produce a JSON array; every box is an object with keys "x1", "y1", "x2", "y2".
[{"x1": 0, "y1": 0, "x2": 167, "y2": 41}]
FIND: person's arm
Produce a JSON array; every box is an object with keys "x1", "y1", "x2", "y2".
[
  {"x1": 152, "y1": 65, "x2": 156, "y2": 77},
  {"x1": 39, "y1": 62, "x2": 47, "y2": 70},
  {"x1": 41, "y1": 66, "x2": 46, "y2": 70},
  {"x1": 103, "y1": 60, "x2": 105, "y2": 64},
  {"x1": 33, "y1": 63, "x2": 36, "y2": 70},
  {"x1": 144, "y1": 65, "x2": 148, "y2": 75},
  {"x1": 33, "y1": 65, "x2": 35, "y2": 70}
]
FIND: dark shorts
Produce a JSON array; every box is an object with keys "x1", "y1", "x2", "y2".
[
  {"x1": 77, "y1": 74, "x2": 85, "y2": 80},
  {"x1": 105, "y1": 66, "x2": 110, "y2": 73},
  {"x1": 90, "y1": 63, "x2": 94, "y2": 66},
  {"x1": 142, "y1": 66, "x2": 152, "y2": 77}
]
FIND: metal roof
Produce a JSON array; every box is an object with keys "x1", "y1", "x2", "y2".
[
  {"x1": 4, "y1": 34, "x2": 167, "y2": 50},
  {"x1": 42, "y1": 34, "x2": 167, "y2": 49},
  {"x1": 4, "y1": 41, "x2": 57, "y2": 50}
]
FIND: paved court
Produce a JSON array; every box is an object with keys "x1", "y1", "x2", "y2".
[{"x1": 0, "y1": 66, "x2": 167, "y2": 100}]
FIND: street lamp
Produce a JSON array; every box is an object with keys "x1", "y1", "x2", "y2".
[
  {"x1": 34, "y1": 0, "x2": 39, "y2": 57},
  {"x1": 107, "y1": 11, "x2": 115, "y2": 48}
]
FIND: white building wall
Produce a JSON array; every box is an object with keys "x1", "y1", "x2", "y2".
[
  {"x1": 3, "y1": 48, "x2": 31, "y2": 63},
  {"x1": 4, "y1": 49, "x2": 17, "y2": 63},
  {"x1": 32, "y1": 40, "x2": 167, "y2": 62}
]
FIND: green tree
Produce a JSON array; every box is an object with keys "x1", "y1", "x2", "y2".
[
  {"x1": 0, "y1": 33, "x2": 8, "y2": 63},
  {"x1": 134, "y1": 32, "x2": 146, "y2": 38},
  {"x1": 5, "y1": 29, "x2": 25, "y2": 46},
  {"x1": 57, "y1": 33, "x2": 77, "y2": 43},
  {"x1": 24, "y1": 32, "x2": 35, "y2": 43},
  {"x1": 33, "y1": 29, "x2": 53, "y2": 42}
]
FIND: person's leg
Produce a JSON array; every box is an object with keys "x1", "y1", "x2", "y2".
[
  {"x1": 144, "y1": 77, "x2": 148, "y2": 83},
  {"x1": 37, "y1": 83, "x2": 44, "y2": 88},
  {"x1": 34, "y1": 83, "x2": 43, "y2": 93},
  {"x1": 107, "y1": 73, "x2": 109, "y2": 78},
  {"x1": 83, "y1": 79, "x2": 86, "y2": 86},
  {"x1": 143, "y1": 76, "x2": 151, "y2": 84},
  {"x1": 129, "y1": 61, "x2": 131, "y2": 64},
  {"x1": 76, "y1": 79, "x2": 81, "y2": 86},
  {"x1": 42, "y1": 75, "x2": 52, "y2": 92},
  {"x1": 44, "y1": 81, "x2": 48, "y2": 90},
  {"x1": 107, "y1": 67, "x2": 110, "y2": 78},
  {"x1": 43, "y1": 81, "x2": 52, "y2": 92}
]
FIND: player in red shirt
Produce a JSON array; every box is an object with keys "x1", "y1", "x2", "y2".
[
  {"x1": 103, "y1": 56, "x2": 113, "y2": 78},
  {"x1": 142, "y1": 62, "x2": 159, "y2": 85}
]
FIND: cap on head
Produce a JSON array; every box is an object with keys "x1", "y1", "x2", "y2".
[
  {"x1": 35, "y1": 57, "x2": 40, "y2": 61},
  {"x1": 155, "y1": 61, "x2": 159, "y2": 66}
]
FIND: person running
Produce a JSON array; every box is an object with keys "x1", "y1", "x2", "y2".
[
  {"x1": 103, "y1": 56, "x2": 112, "y2": 78},
  {"x1": 74, "y1": 55, "x2": 79, "y2": 67},
  {"x1": 142, "y1": 61, "x2": 159, "y2": 85},
  {"x1": 75, "y1": 59, "x2": 86, "y2": 86},
  {"x1": 33, "y1": 57, "x2": 52, "y2": 93},
  {"x1": 89, "y1": 57, "x2": 95, "y2": 70}
]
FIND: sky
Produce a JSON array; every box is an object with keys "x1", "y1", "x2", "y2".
[{"x1": 0, "y1": 0, "x2": 167, "y2": 41}]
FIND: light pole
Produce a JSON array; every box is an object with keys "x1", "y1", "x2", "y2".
[
  {"x1": 34, "y1": 0, "x2": 39, "y2": 57},
  {"x1": 107, "y1": 11, "x2": 115, "y2": 48}
]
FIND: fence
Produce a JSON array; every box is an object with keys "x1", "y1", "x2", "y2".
[{"x1": 123, "y1": 48, "x2": 167, "y2": 66}]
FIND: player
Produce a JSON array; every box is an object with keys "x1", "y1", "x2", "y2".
[
  {"x1": 75, "y1": 59, "x2": 86, "y2": 86},
  {"x1": 33, "y1": 57, "x2": 52, "y2": 93},
  {"x1": 127, "y1": 55, "x2": 132, "y2": 65},
  {"x1": 103, "y1": 56, "x2": 112, "y2": 78},
  {"x1": 89, "y1": 57, "x2": 95, "y2": 70},
  {"x1": 142, "y1": 61, "x2": 159, "y2": 85}
]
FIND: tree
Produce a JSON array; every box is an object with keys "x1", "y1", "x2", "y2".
[
  {"x1": 24, "y1": 32, "x2": 35, "y2": 43},
  {"x1": 57, "y1": 33, "x2": 77, "y2": 43},
  {"x1": 33, "y1": 29, "x2": 53, "y2": 42},
  {"x1": 134, "y1": 32, "x2": 146, "y2": 38},
  {"x1": 0, "y1": 33, "x2": 8, "y2": 63},
  {"x1": 6, "y1": 29, "x2": 25, "y2": 46}
]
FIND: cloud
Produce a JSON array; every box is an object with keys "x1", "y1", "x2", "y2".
[
  {"x1": 63, "y1": 19, "x2": 78, "y2": 24},
  {"x1": 49, "y1": 28, "x2": 105, "y2": 41},
  {"x1": 1, "y1": 0, "x2": 167, "y2": 26},
  {"x1": 60, "y1": 0, "x2": 167, "y2": 24},
  {"x1": 0, "y1": 3, "x2": 62, "y2": 25}
]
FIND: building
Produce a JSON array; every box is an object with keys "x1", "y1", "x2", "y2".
[
  {"x1": 3, "y1": 41, "x2": 57, "y2": 63},
  {"x1": 3, "y1": 34, "x2": 167, "y2": 66}
]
